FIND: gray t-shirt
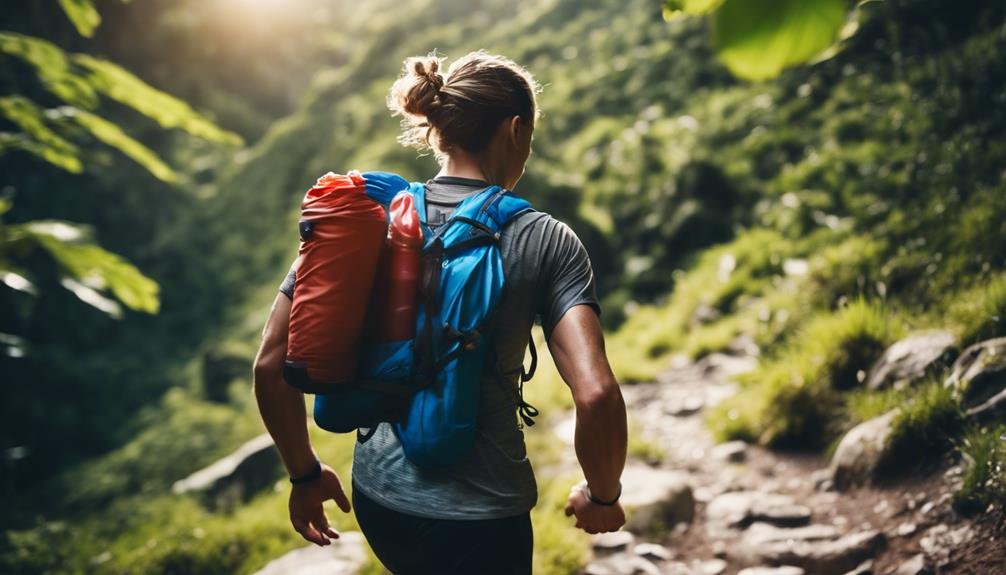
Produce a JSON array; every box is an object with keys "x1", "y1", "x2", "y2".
[{"x1": 279, "y1": 175, "x2": 600, "y2": 519}]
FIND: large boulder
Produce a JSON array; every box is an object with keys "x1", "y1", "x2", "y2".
[
  {"x1": 865, "y1": 331, "x2": 957, "y2": 391},
  {"x1": 252, "y1": 531, "x2": 368, "y2": 575},
  {"x1": 829, "y1": 410, "x2": 899, "y2": 490},
  {"x1": 734, "y1": 523, "x2": 885, "y2": 575},
  {"x1": 172, "y1": 433, "x2": 281, "y2": 508},
  {"x1": 619, "y1": 465, "x2": 695, "y2": 535},
  {"x1": 945, "y1": 337, "x2": 1006, "y2": 409}
]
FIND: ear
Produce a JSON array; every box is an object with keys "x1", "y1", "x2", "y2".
[{"x1": 507, "y1": 115, "x2": 522, "y2": 147}]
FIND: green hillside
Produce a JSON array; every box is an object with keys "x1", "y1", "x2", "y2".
[{"x1": 2, "y1": 0, "x2": 1005, "y2": 573}]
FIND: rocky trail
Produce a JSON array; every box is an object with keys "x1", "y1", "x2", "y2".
[
  {"x1": 187, "y1": 337, "x2": 1006, "y2": 575},
  {"x1": 573, "y1": 344, "x2": 1006, "y2": 575}
]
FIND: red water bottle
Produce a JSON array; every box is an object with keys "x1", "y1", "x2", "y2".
[{"x1": 379, "y1": 193, "x2": 423, "y2": 341}]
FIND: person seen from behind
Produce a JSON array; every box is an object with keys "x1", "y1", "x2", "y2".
[{"x1": 253, "y1": 50, "x2": 627, "y2": 574}]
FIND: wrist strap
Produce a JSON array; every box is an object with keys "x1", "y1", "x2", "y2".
[
  {"x1": 289, "y1": 459, "x2": 322, "y2": 485},
  {"x1": 585, "y1": 482, "x2": 622, "y2": 506}
]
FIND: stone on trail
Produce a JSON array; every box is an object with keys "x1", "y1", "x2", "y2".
[
  {"x1": 172, "y1": 433, "x2": 281, "y2": 507},
  {"x1": 919, "y1": 524, "x2": 972, "y2": 566},
  {"x1": 734, "y1": 523, "x2": 885, "y2": 575},
  {"x1": 705, "y1": 491, "x2": 811, "y2": 535},
  {"x1": 619, "y1": 465, "x2": 695, "y2": 535},
  {"x1": 865, "y1": 330, "x2": 956, "y2": 391},
  {"x1": 829, "y1": 410, "x2": 899, "y2": 490},
  {"x1": 840, "y1": 559, "x2": 873, "y2": 575},
  {"x1": 945, "y1": 337, "x2": 1006, "y2": 409},
  {"x1": 697, "y1": 558, "x2": 728, "y2": 574},
  {"x1": 584, "y1": 552, "x2": 662, "y2": 575},
  {"x1": 251, "y1": 531, "x2": 367, "y2": 575},
  {"x1": 737, "y1": 567, "x2": 805, "y2": 575},
  {"x1": 710, "y1": 440, "x2": 748, "y2": 463},
  {"x1": 894, "y1": 553, "x2": 930, "y2": 575},
  {"x1": 592, "y1": 530, "x2": 635, "y2": 553},
  {"x1": 633, "y1": 542, "x2": 672, "y2": 562}
]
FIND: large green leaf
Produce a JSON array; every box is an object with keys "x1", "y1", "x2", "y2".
[
  {"x1": 75, "y1": 55, "x2": 243, "y2": 146},
  {"x1": 58, "y1": 0, "x2": 101, "y2": 38},
  {"x1": 663, "y1": 0, "x2": 726, "y2": 19},
  {"x1": 12, "y1": 220, "x2": 160, "y2": 315},
  {"x1": 713, "y1": 0, "x2": 849, "y2": 81},
  {"x1": 0, "y1": 33, "x2": 97, "y2": 108},
  {"x1": 65, "y1": 108, "x2": 178, "y2": 183},
  {"x1": 0, "y1": 96, "x2": 83, "y2": 173}
]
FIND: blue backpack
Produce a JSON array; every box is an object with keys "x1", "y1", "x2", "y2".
[{"x1": 312, "y1": 172, "x2": 539, "y2": 468}]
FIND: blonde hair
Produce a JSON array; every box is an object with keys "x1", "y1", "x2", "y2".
[{"x1": 388, "y1": 50, "x2": 540, "y2": 161}]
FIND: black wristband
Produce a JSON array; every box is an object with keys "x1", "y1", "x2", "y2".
[
  {"x1": 585, "y1": 482, "x2": 622, "y2": 506},
  {"x1": 289, "y1": 459, "x2": 322, "y2": 485}
]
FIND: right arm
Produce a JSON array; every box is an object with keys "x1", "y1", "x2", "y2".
[{"x1": 549, "y1": 304, "x2": 627, "y2": 533}]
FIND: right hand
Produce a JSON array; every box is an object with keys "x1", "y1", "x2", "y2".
[
  {"x1": 288, "y1": 462, "x2": 352, "y2": 546},
  {"x1": 563, "y1": 482, "x2": 626, "y2": 534}
]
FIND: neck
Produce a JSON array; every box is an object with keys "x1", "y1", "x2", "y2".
[{"x1": 436, "y1": 151, "x2": 503, "y2": 187}]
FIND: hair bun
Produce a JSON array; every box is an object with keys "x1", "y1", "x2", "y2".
[{"x1": 413, "y1": 58, "x2": 444, "y2": 92}]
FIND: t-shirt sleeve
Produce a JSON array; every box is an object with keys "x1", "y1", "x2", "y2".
[
  {"x1": 278, "y1": 258, "x2": 297, "y2": 300},
  {"x1": 537, "y1": 218, "x2": 601, "y2": 339}
]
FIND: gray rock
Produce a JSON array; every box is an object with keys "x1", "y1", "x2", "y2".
[
  {"x1": 706, "y1": 492, "x2": 811, "y2": 534},
  {"x1": 585, "y1": 552, "x2": 662, "y2": 575},
  {"x1": 945, "y1": 337, "x2": 1006, "y2": 409},
  {"x1": 966, "y1": 387, "x2": 1006, "y2": 423},
  {"x1": 737, "y1": 568, "x2": 805, "y2": 575},
  {"x1": 896, "y1": 522, "x2": 918, "y2": 537},
  {"x1": 894, "y1": 553, "x2": 930, "y2": 575},
  {"x1": 633, "y1": 543, "x2": 671, "y2": 562},
  {"x1": 841, "y1": 559, "x2": 873, "y2": 575},
  {"x1": 620, "y1": 466, "x2": 695, "y2": 535},
  {"x1": 865, "y1": 331, "x2": 956, "y2": 391},
  {"x1": 593, "y1": 530, "x2": 635, "y2": 554},
  {"x1": 251, "y1": 531, "x2": 367, "y2": 575},
  {"x1": 830, "y1": 410, "x2": 900, "y2": 490},
  {"x1": 919, "y1": 524, "x2": 972, "y2": 565},
  {"x1": 711, "y1": 440, "x2": 748, "y2": 463},
  {"x1": 697, "y1": 558, "x2": 727, "y2": 574},
  {"x1": 172, "y1": 433, "x2": 281, "y2": 508},
  {"x1": 735, "y1": 523, "x2": 885, "y2": 575}
]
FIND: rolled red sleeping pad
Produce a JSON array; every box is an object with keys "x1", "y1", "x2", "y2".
[{"x1": 284, "y1": 171, "x2": 388, "y2": 393}]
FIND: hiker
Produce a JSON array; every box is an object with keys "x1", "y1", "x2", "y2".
[{"x1": 253, "y1": 50, "x2": 627, "y2": 574}]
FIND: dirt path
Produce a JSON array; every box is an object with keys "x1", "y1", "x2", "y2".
[{"x1": 572, "y1": 351, "x2": 1006, "y2": 575}]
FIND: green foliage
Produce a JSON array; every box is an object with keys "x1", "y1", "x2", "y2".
[
  {"x1": 2, "y1": 217, "x2": 159, "y2": 316},
  {"x1": 0, "y1": 32, "x2": 98, "y2": 108},
  {"x1": 883, "y1": 380, "x2": 963, "y2": 473},
  {"x1": 946, "y1": 273, "x2": 1006, "y2": 346},
  {"x1": 59, "y1": 0, "x2": 101, "y2": 38},
  {"x1": 663, "y1": 0, "x2": 853, "y2": 80},
  {"x1": 954, "y1": 424, "x2": 1006, "y2": 515},
  {"x1": 708, "y1": 299, "x2": 901, "y2": 447},
  {"x1": 75, "y1": 55, "x2": 243, "y2": 147},
  {"x1": 714, "y1": 0, "x2": 849, "y2": 81},
  {"x1": 72, "y1": 109, "x2": 177, "y2": 183},
  {"x1": 0, "y1": 95, "x2": 82, "y2": 173}
]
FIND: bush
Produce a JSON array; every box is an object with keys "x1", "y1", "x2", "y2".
[{"x1": 954, "y1": 424, "x2": 1006, "y2": 515}]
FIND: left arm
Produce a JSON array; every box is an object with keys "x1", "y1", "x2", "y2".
[{"x1": 253, "y1": 292, "x2": 351, "y2": 546}]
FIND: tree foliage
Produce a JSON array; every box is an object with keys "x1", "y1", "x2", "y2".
[{"x1": 664, "y1": 0, "x2": 856, "y2": 80}]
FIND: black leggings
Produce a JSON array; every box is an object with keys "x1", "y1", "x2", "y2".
[{"x1": 352, "y1": 482, "x2": 533, "y2": 575}]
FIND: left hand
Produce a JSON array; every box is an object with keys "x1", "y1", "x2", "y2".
[{"x1": 288, "y1": 462, "x2": 352, "y2": 546}]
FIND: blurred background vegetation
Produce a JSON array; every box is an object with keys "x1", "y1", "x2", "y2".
[{"x1": 1, "y1": 0, "x2": 1004, "y2": 573}]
